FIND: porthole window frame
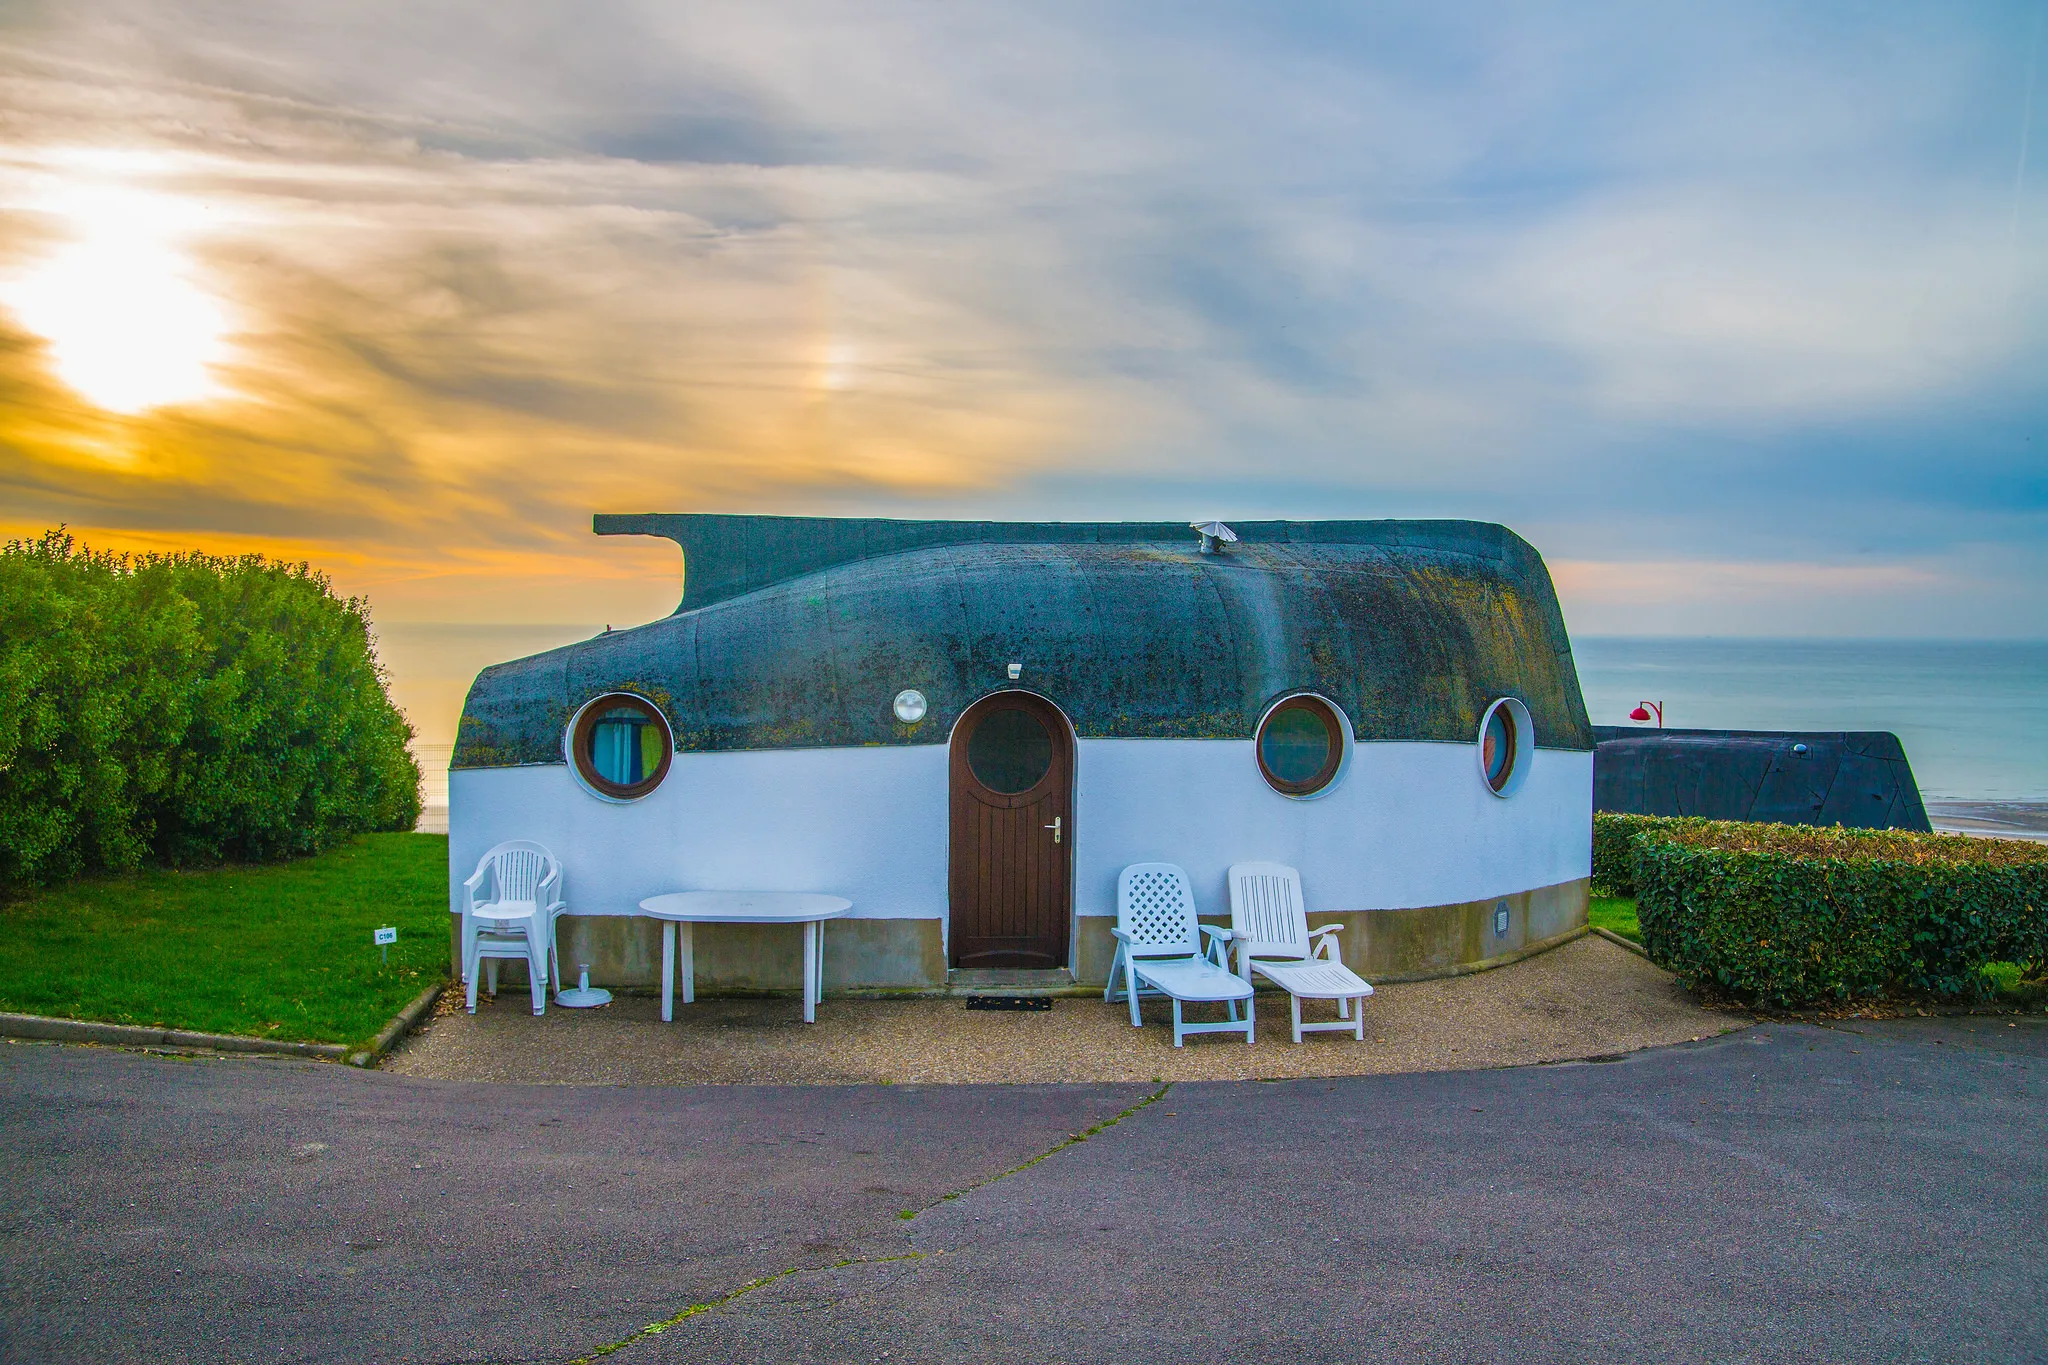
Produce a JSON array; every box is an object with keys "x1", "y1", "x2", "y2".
[
  {"x1": 566, "y1": 692, "x2": 674, "y2": 803},
  {"x1": 1255, "y1": 692, "x2": 1352, "y2": 800},
  {"x1": 964, "y1": 702, "x2": 1057, "y2": 795},
  {"x1": 1476, "y1": 696, "x2": 1533, "y2": 798}
]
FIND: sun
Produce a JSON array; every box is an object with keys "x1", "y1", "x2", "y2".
[{"x1": 2, "y1": 179, "x2": 233, "y2": 415}]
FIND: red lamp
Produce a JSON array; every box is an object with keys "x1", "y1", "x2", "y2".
[{"x1": 1628, "y1": 701, "x2": 1664, "y2": 727}]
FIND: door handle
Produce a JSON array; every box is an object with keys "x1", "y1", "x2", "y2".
[{"x1": 1044, "y1": 815, "x2": 1062, "y2": 844}]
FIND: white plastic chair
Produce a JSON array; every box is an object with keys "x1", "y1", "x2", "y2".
[
  {"x1": 1105, "y1": 863, "x2": 1254, "y2": 1046},
  {"x1": 460, "y1": 841, "x2": 565, "y2": 1016},
  {"x1": 1227, "y1": 862, "x2": 1372, "y2": 1043}
]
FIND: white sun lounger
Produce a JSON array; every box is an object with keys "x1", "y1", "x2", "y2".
[
  {"x1": 1106, "y1": 863, "x2": 1254, "y2": 1047},
  {"x1": 1227, "y1": 862, "x2": 1372, "y2": 1043}
]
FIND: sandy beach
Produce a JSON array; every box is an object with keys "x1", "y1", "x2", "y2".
[{"x1": 1926, "y1": 800, "x2": 2048, "y2": 842}]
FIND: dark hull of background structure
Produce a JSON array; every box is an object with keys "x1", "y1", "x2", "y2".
[{"x1": 1591, "y1": 727, "x2": 1931, "y2": 832}]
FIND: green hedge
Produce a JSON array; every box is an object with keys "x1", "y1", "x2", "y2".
[
  {"x1": 1592, "y1": 813, "x2": 1712, "y2": 896},
  {"x1": 1634, "y1": 822, "x2": 2048, "y2": 1006},
  {"x1": 0, "y1": 530, "x2": 420, "y2": 884}
]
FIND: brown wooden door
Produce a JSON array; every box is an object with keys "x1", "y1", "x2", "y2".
[{"x1": 949, "y1": 691, "x2": 1073, "y2": 969}]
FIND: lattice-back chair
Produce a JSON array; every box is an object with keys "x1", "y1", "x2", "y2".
[
  {"x1": 460, "y1": 841, "x2": 565, "y2": 1016},
  {"x1": 1226, "y1": 862, "x2": 1372, "y2": 1043},
  {"x1": 1105, "y1": 863, "x2": 1254, "y2": 1046}
]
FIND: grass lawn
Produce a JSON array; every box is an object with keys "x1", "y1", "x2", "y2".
[
  {"x1": 1590, "y1": 895, "x2": 1640, "y2": 944},
  {"x1": 0, "y1": 833, "x2": 450, "y2": 1047}
]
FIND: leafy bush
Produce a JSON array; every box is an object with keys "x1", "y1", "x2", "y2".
[
  {"x1": 1634, "y1": 822, "x2": 2048, "y2": 1007},
  {"x1": 1979, "y1": 961, "x2": 2047, "y2": 1007},
  {"x1": 0, "y1": 530, "x2": 420, "y2": 884},
  {"x1": 1980, "y1": 961, "x2": 2025, "y2": 995},
  {"x1": 1592, "y1": 813, "x2": 1710, "y2": 896}
]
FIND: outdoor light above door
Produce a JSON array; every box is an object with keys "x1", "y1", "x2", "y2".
[{"x1": 893, "y1": 688, "x2": 928, "y2": 723}]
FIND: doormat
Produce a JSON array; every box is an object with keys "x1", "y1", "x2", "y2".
[{"x1": 964, "y1": 996, "x2": 1053, "y2": 1012}]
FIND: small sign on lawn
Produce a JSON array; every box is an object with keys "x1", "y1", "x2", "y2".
[
  {"x1": 373, "y1": 925, "x2": 397, "y2": 964},
  {"x1": 373, "y1": 927, "x2": 398, "y2": 945}
]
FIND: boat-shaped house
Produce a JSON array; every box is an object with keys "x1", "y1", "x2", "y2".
[{"x1": 451, "y1": 515, "x2": 1596, "y2": 992}]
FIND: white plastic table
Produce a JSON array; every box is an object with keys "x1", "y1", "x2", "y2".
[{"x1": 637, "y1": 892, "x2": 853, "y2": 1024}]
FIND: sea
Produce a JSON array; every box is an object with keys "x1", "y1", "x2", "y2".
[
  {"x1": 376, "y1": 622, "x2": 605, "y2": 821},
  {"x1": 378, "y1": 626, "x2": 2048, "y2": 824},
  {"x1": 1572, "y1": 638, "x2": 2048, "y2": 803}
]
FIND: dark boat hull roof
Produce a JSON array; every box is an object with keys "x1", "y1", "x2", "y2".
[{"x1": 455, "y1": 520, "x2": 1593, "y2": 768}]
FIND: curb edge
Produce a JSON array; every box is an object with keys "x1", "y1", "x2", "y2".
[
  {"x1": 1590, "y1": 925, "x2": 1649, "y2": 958},
  {"x1": 349, "y1": 980, "x2": 447, "y2": 1067},
  {"x1": 0, "y1": 1012, "x2": 348, "y2": 1060}
]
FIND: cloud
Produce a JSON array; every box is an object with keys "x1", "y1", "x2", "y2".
[
  {"x1": 1555, "y1": 556, "x2": 1945, "y2": 606},
  {"x1": 1552, "y1": 541, "x2": 2048, "y2": 639},
  {"x1": 0, "y1": 0, "x2": 2041, "y2": 639}
]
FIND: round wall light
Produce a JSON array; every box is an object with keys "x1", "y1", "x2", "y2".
[{"x1": 893, "y1": 688, "x2": 929, "y2": 723}]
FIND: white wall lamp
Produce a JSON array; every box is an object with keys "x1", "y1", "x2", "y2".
[
  {"x1": 1007, "y1": 662, "x2": 1023, "y2": 680},
  {"x1": 893, "y1": 689, "x2": 929, "y2": 723}
]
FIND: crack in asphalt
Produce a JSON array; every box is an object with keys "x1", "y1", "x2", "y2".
[
  {"x1": 561, "y1": 1253, "x2": 932, "y2": 1365},
  {"x1": 557, "y1": 1081, "x2": 1172, "y2": 1364},
  {"x1": 1617, "y1": 1101, "x2": 1863, "y2": 1217},
  {"x1": 916, "y1": 1080, "x2": 1172, "y2": 1214}
]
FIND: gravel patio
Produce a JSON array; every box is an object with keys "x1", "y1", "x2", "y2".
[{"x1": 385, "y1": 930, "x2": 1738, "y2": 1085}]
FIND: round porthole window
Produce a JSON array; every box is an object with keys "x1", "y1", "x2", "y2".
[
  {"x1": 568, "y1": 693, "x2": 673, "y2": 801},
  {"x1": 1477, "y1": 696, "x2": 1533, "y2": 797},
  {"x1": 1256, "y1": 694, "x2": 1348, "y2": 797},
  {"x1": 966, "y1": 704, "x2": 1054, "y2": 794}
]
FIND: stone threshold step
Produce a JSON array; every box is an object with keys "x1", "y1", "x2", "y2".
[{"x1": 947, "y1": 968, "x2": 1086, "y2": 997}]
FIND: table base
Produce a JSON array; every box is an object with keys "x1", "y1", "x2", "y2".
[{"x1": 660, "y1": 920, "x2": 826, "y2": 1024}]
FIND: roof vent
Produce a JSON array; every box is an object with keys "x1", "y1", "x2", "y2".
[{"x1": 1190, "y1": 520, "x2": 1238, "y2": 555}]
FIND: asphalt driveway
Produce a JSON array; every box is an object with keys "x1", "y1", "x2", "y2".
[{"x1": 3, "y1": 1017, "x2": 2043, "y2": 1364}]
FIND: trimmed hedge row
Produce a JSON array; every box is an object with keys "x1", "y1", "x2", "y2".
[
  {"x1": 1591, "y1": 813, "x2": 1712, "y2": 896},
  {"x1": 0, "y1": 530, "x2": 421, "y2": 884},
  {"x1": 1633, "y1": 822, "x2": 2048, "y2": 1006}
]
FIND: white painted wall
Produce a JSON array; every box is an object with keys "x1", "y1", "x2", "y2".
[
  {"x1": 451, "y1": 740, "x2": 1591, "y2": 938},
  {"x1": 451, "y1": 746, "x2": 951, "y2": 922},
  {"x1": 1070, "y1": 740, "x2": 1591, "y2": 919}
]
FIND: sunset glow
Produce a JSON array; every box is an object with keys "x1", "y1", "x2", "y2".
[
  {"x1": 0, "y1": 0, "x2": 2039, "y2": 660},
  {"x1": 2, "y1": 178, "x2": 232, "y2": 414}
]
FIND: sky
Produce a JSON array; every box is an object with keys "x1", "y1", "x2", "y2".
[{"x1": 1, "y1": 0, "x2": 2045, "y2": 643}]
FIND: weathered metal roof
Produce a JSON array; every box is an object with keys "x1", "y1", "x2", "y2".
[
  {"x1": 1592, "y1": 726, "x2": 1931, "y2": 830},
  {"x1": 454, "y1": 515, "x2": 1594, "y2": 768}
]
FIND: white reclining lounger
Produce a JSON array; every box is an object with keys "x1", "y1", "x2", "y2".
[
  {"x1": 1106, "y1": 862, "x2": 1255, "y2": 1047},
  {"x1": 1228, "y1": 861, "x2": 1373, "y2": 1043}
]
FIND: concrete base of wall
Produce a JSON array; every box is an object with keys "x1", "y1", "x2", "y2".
[
  {"x1": 1075, "y1": 876, "x2": 1589, "y2": 985},
  {"x1": 1335, "y1": 876, "x2": 1590, "y2": 982},
  {"x1": 451, "y1": 878, "x2": 1588, "y2": 994}
]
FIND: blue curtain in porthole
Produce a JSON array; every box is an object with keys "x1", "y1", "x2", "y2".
[{"x1": 594, "y1": 718, "x2": 643, "y2": 785}]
